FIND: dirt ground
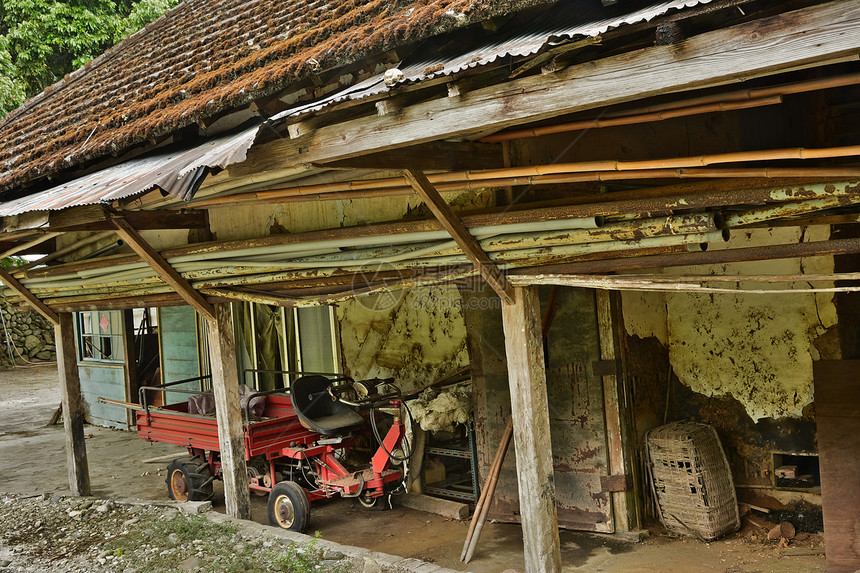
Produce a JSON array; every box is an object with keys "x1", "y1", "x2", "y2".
[{"x1": 0, "y1": 366, "x2": 827, "y2": 572}]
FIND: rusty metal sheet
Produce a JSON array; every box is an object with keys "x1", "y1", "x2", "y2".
[
  {"x1": 0, "y1": 124, "x2": 261, "y2": 217},
  {"x1": 273, "y1": 0, "x2": 712, "y2": 121}
]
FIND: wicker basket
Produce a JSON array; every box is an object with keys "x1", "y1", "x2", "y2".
[{"x1": 646, "y1": 422, "x2": 740, "y2": 540}]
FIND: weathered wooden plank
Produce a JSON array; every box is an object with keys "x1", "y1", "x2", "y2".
[
  {"x1": 501, "y1": 286, "x2": 561, "y2": 573},
  {"x1": 56, "y1": 312, "x2": 90, "y2": 496},
  {"x1": 110, "y1": 216, "x2": 215, "y2": 321},
  {"x1": 205, "y1": 303, "x2": 251, "y2": 520},
  {"x1": 596, "y1": 290, "x2": 633, "y2": 532},
  {"x1": 0, "y1": 267, "x2": 59, "y2": 324},
  {"x1": 813, "y1": 360, "x2": 860, "y2": 573},
  {"x1": 404, "y1": 169, "x2": 514, "y2": 305},
  {"x1": 255, "y1": 1, "x2": 860, "y2": 166}
]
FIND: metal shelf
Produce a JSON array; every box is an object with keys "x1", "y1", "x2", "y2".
[{"x1": 422, "y1": 424, "x2": 480, "y2": 503}]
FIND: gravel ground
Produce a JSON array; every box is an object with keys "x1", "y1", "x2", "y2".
[{"x1": 0, "y1": 493, "x2": 344, "y2": 573}]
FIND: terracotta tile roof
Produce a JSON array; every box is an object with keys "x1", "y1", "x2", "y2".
[{"x1": 0, "y1": 0, "x2": 553, "y2": 194}]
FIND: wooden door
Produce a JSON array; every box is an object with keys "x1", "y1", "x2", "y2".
[{"x1": 466, "y1": 285, "x2": 613, "y2": 532}]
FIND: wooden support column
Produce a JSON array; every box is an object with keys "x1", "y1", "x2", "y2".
[
  {"x1": 596, "y1": 290, "x2": 638, "y2": 531},
  {"x1": 205, "y1": 303, "x2": 251, "y2": 520},
  {"x1": 501, "y1": 286, "x2": 561, "y2": 573},
  {"x1": 403, "y1": 169, "x2": 514, "y2": 304},
  {"x1": 55, "y1": 312, "x2": 90, "y2": 495}
]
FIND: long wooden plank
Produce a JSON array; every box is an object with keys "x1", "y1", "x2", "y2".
[
  {"x1": 56, "y1": 312, "x2": 90, "y2": 496},
  {"x1": 404, "y1": 169, "x2": 514, "y2": 304},
  {"x1": 501, "y1": 286, "x2": 561, "y2": 573},
  {"x1": 813, "y1": 360, "x2": 860, "y2": 573},
  {"x1": 206, "y1": 303, "x2": 251, "y2": 520},
  {"x1": 110, "y1": 216, "x2": 215, "y2": 320},
  {"x1": 256, "y1": 1, "x2": 860, "y2": 166},
  {"x1": 0, "y1": 267, "x2": 58, "y2": 324}
]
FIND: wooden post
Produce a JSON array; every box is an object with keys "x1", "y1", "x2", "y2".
[
  {"x1": 205, "y1": 303, "x2": 251, "y2": 519},
  {"x1": 122, "y1": 309, "x2": 138, "y2": 427},
  {"x1": 501, "y1": 286, "x2": 562, "y2": 573},
  {"x1": 55, "y1": 312, "x2": 90, "y2": 495},
  {"x1": 596, "y1": 290, "x2": 637, "y2": 531}
]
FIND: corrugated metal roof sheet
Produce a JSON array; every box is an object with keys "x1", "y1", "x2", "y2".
[
  {"x1": 0, "y1": 124, "x2": 261, "y2": 217},
  {"x1": 274, "y1": 0, "x2": 712, "y2": 121}
]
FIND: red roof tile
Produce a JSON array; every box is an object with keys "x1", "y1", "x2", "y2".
[{"x1": 0, "y1": 0, "x2": 553, "y2": 194}]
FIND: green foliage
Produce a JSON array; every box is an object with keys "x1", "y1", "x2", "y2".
[
  {"x1": 0, "y1": 256, "x2": 26, "y2": 270},
  {"x1": 0, "y1": 0, "x2": 181, "y2": 118}
]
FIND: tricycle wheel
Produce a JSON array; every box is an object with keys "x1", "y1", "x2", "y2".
[
  {"x1": 166, "y1": 456, "x2": 214, "y2": 502},
  {"x1": 268, "y1": 481, "x2": 310, "y2": 532}
]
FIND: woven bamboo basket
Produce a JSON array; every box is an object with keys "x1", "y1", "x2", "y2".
[{"x1": 646, "y1": 421, "x2": 740, "y2": 540}]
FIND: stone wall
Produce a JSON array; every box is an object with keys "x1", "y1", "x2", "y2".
[{"x1": 0, "y1": 299, "x2": 56, "y2": 364}]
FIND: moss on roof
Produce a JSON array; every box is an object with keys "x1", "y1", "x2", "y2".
[{"x1": 0, "y1": 0, "x2": 555, "y2": 193}]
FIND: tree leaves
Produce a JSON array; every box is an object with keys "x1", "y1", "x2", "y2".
[{"x1": 0, "y1": 0, "x2": 180, "y2": 118}]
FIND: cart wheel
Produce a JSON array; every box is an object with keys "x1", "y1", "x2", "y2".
[
  {"x1": 166, "y1": 456, "x2": 214, "y2": 502},
  {"x1": 268, "y1": 481, "x2": 310, "y2": 532},
  {"x1": 355, "y1": 492, "x2": 390, "y2": 511}
]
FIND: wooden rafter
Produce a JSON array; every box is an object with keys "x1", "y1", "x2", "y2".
[
  {"x1": 403, "y1": 169, "x2": 514, "y2": 305},
  {"x1": 109, "y1": 214, "x2": 216, "y2": 320},
  {"x1": 0, "y1": 205, "x2": 208, "y2": 234},
  {"x1": 0, "y1": 267, "x2": 59, "y2": 324}
]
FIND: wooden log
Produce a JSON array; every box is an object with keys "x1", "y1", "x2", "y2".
[
  {"x1": 56, "y1": 313, "x2": 90, "y2": 496},
  {"x1": 501, "y1": 287, "x2": 561, "y2": 573},
  {"x1": 205, "y1": 303, "x2": 251, "y2": 520},
  {"x1": 394, "y1": 493, "x2": 469, "y2": 521}
]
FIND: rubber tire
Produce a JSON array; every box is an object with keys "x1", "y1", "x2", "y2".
[
  {"x1": 268, "y1": 481, "x2": 311, "y2": 533},
  {"x1": 166, "y1": 456, "x2": 214, "y2": 502},
  {"x1": 354, "y1": 492, "x2": 390, "y2": 511}
]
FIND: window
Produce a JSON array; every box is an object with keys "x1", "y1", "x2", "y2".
[
  {"x1": 233, "y1": 302, "x2": 340, "y2": 391},
  {"x1": 77, "y1": 311, "x2": 124, "y2": 362}
]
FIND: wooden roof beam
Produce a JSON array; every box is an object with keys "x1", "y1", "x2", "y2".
[
  {"x1": 403, "y1": 169, "x2": 514, "y2": 304},
  {"x1": 0, "y1": 267, "x2": 59, "y2": 324},
  {"x1": 265, "y1": 1, "x2": 860, "y2": 167},
  {"x1": 109, "y1": 213, "x2": 215, "y2": 321},
  {"x1": 0, "y1": 205, "x2": 208, "y2": 234}
]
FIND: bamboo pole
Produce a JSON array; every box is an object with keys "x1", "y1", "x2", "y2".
[
  {"x1": 509, "y1": 237, "x2": 860, "y2": 276},
  {"x1": 461, "y1": 418, "x2": 514, "y2": 563},
  {"x1": 186, "y1": 143, "x2": 860, "y2": 208},
  {"x1": 508, "y1": 274, "x2": 860, "y2": 294},
  {"x1": 17, "y1": 231, "x2": 115, "y2": 271},
  {"x1": 0, "y1": 232, "x2": 62, "y2": 260},
  {"x1": 602, "y1": 71, "x2": 860, "y2": 118},
  {"x1": 479, "y1": 96, "x2": 783, "y2": 143}
]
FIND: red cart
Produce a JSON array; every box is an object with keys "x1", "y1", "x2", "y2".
[{"x1": 104, "y1": 373, "x2": 407, "y2": 532}]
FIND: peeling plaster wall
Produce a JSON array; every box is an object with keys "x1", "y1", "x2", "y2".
[
  {"x1": 666, "y1": 226, "x2": 836, "y2": 422},
  {"x1": 336, "y1": 285, "x2": 469, "y2": 393},
  {"x1": 623, "y1": 226, "x2": 835, "y2": 422}
]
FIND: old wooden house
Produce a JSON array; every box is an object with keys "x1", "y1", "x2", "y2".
[{"x1": 1, "y1": 0, "x2": 859, "y2": 570}]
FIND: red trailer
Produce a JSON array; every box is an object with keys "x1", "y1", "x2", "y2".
[{"x1": 104, "y1": 373, "x2": 407, "y2": 532}]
